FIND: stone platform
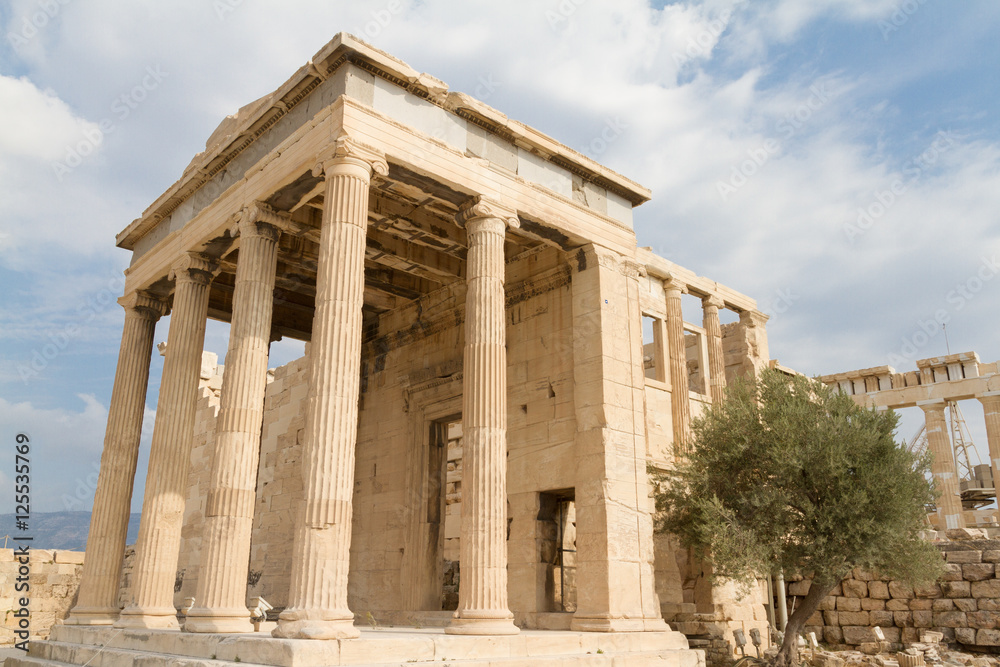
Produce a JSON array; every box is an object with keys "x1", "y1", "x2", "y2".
[{"x1": 5, "y1": 625, "x2": 704, "y2": 667}]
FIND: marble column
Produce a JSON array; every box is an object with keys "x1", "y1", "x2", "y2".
[
  {"x1": 702, "y1": 294, "x2": 727, "y2": 405},
  {"x1": 185, "y1": 206, "x2": 284, "y2": 633},
  {"x1": 919, "y1": 400, "x2": 965, "y2": 530},
  {"x1": 67, "y1": 292, "x2": 164, "y2": 625},
  {"x1": 664, "y1": 278, "x2": 691, "y2": 455},
  {"x1": 273, "y1": 136, "x2": 386, "y2": 640},
  {"x1": 117, "y1": 254, "x2": 216, "y2": 629},
  {"x1": 446, "y1": 196, "x2": 519, "y2": 636},
  {"x1": 978, "y1": 393, "x2": 1000, "y2": 517}
]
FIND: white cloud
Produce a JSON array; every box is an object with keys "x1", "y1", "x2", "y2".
[{"x1": 0, "y1": 75, "x2": 103, "y2": 162}]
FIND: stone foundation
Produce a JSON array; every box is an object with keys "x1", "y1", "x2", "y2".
[{"x1": 787, "y1": 533, "x2": 1000, "y2": 651}]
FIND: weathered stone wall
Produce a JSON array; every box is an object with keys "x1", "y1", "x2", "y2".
[
  {"x1": 788, "y1": 536, "x2": 1000, "y2": 650},
  {"x1": 0, "y1": 549, "x2": 84, "y2": 645}
]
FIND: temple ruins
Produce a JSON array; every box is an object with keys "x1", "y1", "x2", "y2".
[
  {"x1": 821, "y1": 352, "x2": 1000, "y2": 531},
  {"x1": 11, "y1": 34, "x2": 778, "y2": 667}
]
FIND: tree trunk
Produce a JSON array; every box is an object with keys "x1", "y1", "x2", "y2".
[{"x1": 775, "y1": 577, "x2": 838, "y2": 667}]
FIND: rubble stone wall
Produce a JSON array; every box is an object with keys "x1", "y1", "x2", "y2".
[
  {"x1": 0, "y1": 549, "x2": 84, "y2": 645},
  {"x1": 789, "y1": 538, "x2": 1000, "y2": 650}
]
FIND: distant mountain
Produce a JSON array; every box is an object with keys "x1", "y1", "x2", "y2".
[{"x1": 0, "y1": 511, "x2": 141, "y2": 551}]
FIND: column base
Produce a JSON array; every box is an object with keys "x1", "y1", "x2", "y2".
[
  {"x1": 272, "y1": 609, "x2": 359, "y2": 640},
  {"x1": 114, "y1": 605, "x2": 180, "y2": 630},
  {"x1": 571, "y1": 614, "x2": 667, "y2": 632},
  {"x1": 183, "y1": 607, "x2": 254, "y2": 633},
  {"x1": 64, "y1": 606, "x2": 118, "y2": 625},
  {"x1": 446, "y1": 613, "x2": 520, "y2": 636}
]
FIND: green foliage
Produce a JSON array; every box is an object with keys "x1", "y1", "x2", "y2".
[{"x1": 653, "y1": 369, "x2": 943, "y2": 590}]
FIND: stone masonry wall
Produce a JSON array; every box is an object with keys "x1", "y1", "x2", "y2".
[
  {"x1": 0, "y1": 549, "x2": 84, "y2": 645},
  {"x1": 788, "y1": 536, "x2": 1000, "y2": 650}
]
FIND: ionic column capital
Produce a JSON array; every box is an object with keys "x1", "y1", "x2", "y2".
[
  {"x1": 118, "y1": 291, "x2": 166, "y2": 321},
  {"x1": 702, "y1": 294, "x2": 725, "y2": 310},
  {"x1": 663, "y1": 276, "x2": 687, "y2": 296},
  {"x1": 231, "y1": 203, "x2": 290, "y2": 241},
  {"x1": 312, "y1": 134, "x2": 388, "y2": 179},
  {"x1": 457, "y1": 195, "x2": 520, "y2": 232},
  {"x1": 169, "y1": 253, "x2": 218, "y2": 286}
]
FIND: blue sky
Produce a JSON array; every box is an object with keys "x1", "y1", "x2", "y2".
[{"x1": 1, "y1": 0, "x2": 998, "y2": 513}]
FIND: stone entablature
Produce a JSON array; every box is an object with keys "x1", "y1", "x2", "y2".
[{"x1": 821, "y1": 352, "x2": 999, "y2": 400}]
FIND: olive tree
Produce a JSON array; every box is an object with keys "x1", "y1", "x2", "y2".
[{"x1": 653, "y1": 369, "x2": 943, "y2": 667}]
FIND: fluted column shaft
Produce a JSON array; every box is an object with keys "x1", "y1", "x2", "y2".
[
  {"x1": 979, "y1": 394, "x2": 1000, "y2": 520},
  {"x1": 273, "y1": 138, "x2": 386, "y2": 641},
  {"x1": 920, "y1": 401, "x2": 965, "y2": 530},
  {"x1": 68, "y1": 293, "x2": 163, "y2": 625},
  {"x1": 117, "y1": 254, "x2": 215, "y2": 629},
  {"x1": 702, "y1": 295, "x2": 726, "y2": 405},
  {"x1": 185, "y1": 216, "x2": 281, "y2": 633},
  {"x1": 447, "y1": 197, "x2": 518, "y2": 636},
  {"x1": 664, "y1": 281, "x2": 691, "y2": 455}
]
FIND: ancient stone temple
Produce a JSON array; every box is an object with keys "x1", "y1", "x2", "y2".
[{"x1": 11, "y1": 34, "x2": 774, "y2": 667}]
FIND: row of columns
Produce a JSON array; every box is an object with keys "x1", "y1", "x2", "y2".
[
  {"x1": 68, "y1": 135, "x2": 521, "y2": 637},
  {"x1": 920, "y1": 394, "x2": 1000, "y2": 532},
  {"x1": 661, "y1": 278, "x2": 739, "y2": 454}
]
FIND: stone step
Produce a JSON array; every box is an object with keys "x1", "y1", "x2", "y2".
[
  {"x1": 9, "y1": 644, "x2": 701, "y2": 667},
  {"x1": 26, "y1": 626, "x2": 701, "y2": 667}
]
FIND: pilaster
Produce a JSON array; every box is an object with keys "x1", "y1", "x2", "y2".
[{"x1": 570, "y1": 244, "x2": 669, "y2": 633}]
